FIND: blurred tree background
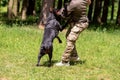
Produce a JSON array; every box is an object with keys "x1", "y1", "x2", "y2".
[{"x1": 0, "y1": 0, "x2": 120, "y2": 29}]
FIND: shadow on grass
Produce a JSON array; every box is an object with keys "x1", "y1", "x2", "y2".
[
  {"x1": 36, "y1": 60, "x2": 58, "y2": 67},
  {"x1": 70, "y1": 60, "x2": 86, "y2": 66},
  {"x1": 36, "y1": 60, "x2": 86, "y2": 67}
]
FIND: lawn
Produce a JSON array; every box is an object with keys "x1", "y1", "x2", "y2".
[{"x1": 0, "y1": 24, "x2": 120, "y2": 80}]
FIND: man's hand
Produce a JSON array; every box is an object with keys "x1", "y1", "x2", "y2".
[
  {"x1": 87, "y1": 0, "x2": 91, "y2": 5},
  {"x1": 56, "y1": 8, "x2": 66, "y2": 18}
]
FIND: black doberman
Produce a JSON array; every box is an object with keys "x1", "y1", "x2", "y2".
[{"x1": 36, "y1": 11, "x2": 63, "y2": 67}]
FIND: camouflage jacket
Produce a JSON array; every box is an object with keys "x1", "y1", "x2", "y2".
[{"x1": 63, "y1": 0, "x2": 89, "y2": 22}]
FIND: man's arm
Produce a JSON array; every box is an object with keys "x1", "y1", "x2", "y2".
[
  {"x1": 56, "y1": 0, "x2": 71, "y2": 18},
  {"x1": 87, "y1": 0, "x2": 91, "y2": 5}
]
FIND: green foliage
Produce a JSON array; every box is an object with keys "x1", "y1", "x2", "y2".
[
  {"x1": 0, "y1": 25, "x2": 120, "y2": 80},
  {"x1": 0, "y1": 0, "x2": 8, "y2": 6},
  {"x1": 0, "y1": 14, "x2": 39, "y2": 26},
  {"x1": 0, "y1": 0, "x2": 120, "y2": 26},
  {"x1": 35, "y1": 0, "x2": 42, "y2": 13}
]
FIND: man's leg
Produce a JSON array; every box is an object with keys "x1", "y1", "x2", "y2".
[
  {"x1": 70, "y1": 45, "x2": 80, "y2": 61},
  {"x1": 65, "y1": 23, "x2": 79, "y2": 61},
  {"x1": 56, "y1": 22, "x2": 88, "y2": 66}
]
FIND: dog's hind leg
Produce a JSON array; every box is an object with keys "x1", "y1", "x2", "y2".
[
  {"x1": 36, "y1": 50, "x2": 45, "y2": 66},
  {"x1": 56, "y1": 36, "x2": 62, "y2": 43},
  {"x1": 48, "y1": 48, "x2": 53, "y2": 67}
]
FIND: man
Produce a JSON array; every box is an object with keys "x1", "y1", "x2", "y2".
[{"x1": 55, "y1": 0, "x2": 91, "y2": 66}]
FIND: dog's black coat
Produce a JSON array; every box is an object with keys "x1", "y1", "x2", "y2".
[{"x1": 36, "y1": 11, "x2": 62, "y2": 67}]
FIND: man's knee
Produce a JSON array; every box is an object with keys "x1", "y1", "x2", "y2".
[
  {"x1": 76, "y1": 22, "x2": 89, "y2": 30},
  {"x1": 67, "y1": 32, "x2": 78, "y2": 41}
]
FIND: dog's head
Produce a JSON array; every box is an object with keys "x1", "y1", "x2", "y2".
[
  {"x1": 45, "y1": 8, "x2": 62, "y2": 30},
  {"x1": 47, "y1": 8, "x2": 62, "y2": 23},
  {"x1": 47, "y1": 12, "x2": 56, "y2": 22}
]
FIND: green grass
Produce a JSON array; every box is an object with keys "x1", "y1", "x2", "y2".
[{"x1": 0, "y1": 24, "x2": 120, "y2": 80}]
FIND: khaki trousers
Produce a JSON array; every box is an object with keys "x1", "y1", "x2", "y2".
[{"x1": 62, "y1": 22, "x2": 88, "y2": 62}]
